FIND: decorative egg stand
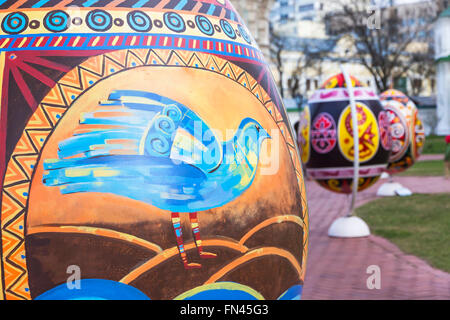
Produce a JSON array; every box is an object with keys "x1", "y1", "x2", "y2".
[
  {"x1": 327, "y1": 66, "x2": 370, "y2": 238},
  {"x1": 376, "y1": 173, "x2": 412, "y2": 197}
]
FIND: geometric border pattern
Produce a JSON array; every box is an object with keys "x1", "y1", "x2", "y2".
[
  {"x1": 0, "y1": 0, "x2": 242, "y2": 24},
  {"x1": 1, "y1": 48, "x2": 308, "y2": 299},
  {"x1": 0, "y1": 32, "x2": 261, "y2": 61}
]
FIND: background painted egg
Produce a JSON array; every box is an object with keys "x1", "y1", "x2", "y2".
[
  {"x1": 380, "y1": 89, "x2": 426, "y2": 173},
  {"x1": 0, "y1": 1, "x2": 308, "y2": 300},
  {"x1": 298, "y1": 73, "x2": 391, "y2": 194}
]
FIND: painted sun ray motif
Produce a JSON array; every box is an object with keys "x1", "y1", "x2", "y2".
[
  {"x1": 10, "y1": 66, "x2": 38, "y2": 110},
  {"x1": 3, "y1": 52, "x2": 76, "y2": 113},
  {"x1": 20, "y1": 55, "x2": 71, "y2": 73},
  {"x1": 16, "y1": 60, "x2": 56, "y2": 88},
  {"x1": 43, "y1": 90, "x2": 271, "y2": 269}
]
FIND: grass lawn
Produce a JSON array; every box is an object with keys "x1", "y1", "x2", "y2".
[
  {"x1": 422, "y1": 135, "x2": 446, "y2": 154},
  {"x1": 356, "y1": 194, "x2": 450, "y2": 272},
  {"x1": 397, "y1": 160, "x2": 444, "y2": 177}
]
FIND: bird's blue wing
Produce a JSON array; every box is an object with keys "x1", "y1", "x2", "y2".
[
  {"x1": 42, "y1": 90, "x2": 223, "y2": 210},
  {"x1": 134, "y1": 91, "x2": 223, "y2": 173},
  {"x1": 55, "y1": 90, "x2": 164, "y2": 159},
  {"x1": 47, "y1": 90, "x2": 222, "y2": 170},
  {"x1": 43, "y1": 155, "x2": 207, "y2": 210}
]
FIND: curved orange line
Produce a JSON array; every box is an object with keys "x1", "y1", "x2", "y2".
[
  {"x1": 239, "y1": 215, "x2": 305, "y2": 246},
  {"x1": 120, "y1": 238, "x2": 249, "y2": 284},
  {"x1": 205, "y1": 247, "x2": 302, "y2": 284},
  {"x1": 27, "y1": 225, "x2": 163, "y2": 254}
]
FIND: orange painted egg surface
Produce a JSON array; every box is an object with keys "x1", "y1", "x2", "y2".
[
  {"x1": 0, "y1": 0, "x2": 308, "y2": 300},
  {"x1": 380, "y1": 89, "x2": 426, "y2": 173}
]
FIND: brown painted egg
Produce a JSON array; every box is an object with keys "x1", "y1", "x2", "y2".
[
  {"x1": 298, "y1": 73, "x2": 391, "y2": 194},
  {"x1": 380, "y1": 89, "x2": 426, "y2": 173},
  {"x1": 0, "y1": 0, "x2": 308, "y2": 300}
]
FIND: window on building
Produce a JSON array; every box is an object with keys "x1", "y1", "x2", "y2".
[
  {"x1": 394, "y1": 77, "x2": 407, "y2": 93},
  {"x1": 299, "y1": 4, "x2": 314, "y2": 13},
  {"x1": 306, "y1": 79, "x2": 311, "y2": 91},
  {"x1": 412, "y1": 78, "x2": 422, "y2": 92},
  {"x1": 314, "y1": 79, "x2": 318, "y2": 89}
]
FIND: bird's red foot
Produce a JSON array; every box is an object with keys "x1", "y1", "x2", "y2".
[
  {"x1": 200, "y1": 251, "x2": 217, "y2": 259},
  {"x1": 184, "y1": 262, "x2": 202, "y2": 269}
]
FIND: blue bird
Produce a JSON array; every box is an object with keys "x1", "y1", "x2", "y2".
[{"x1": 43, "y1": 90, "x2": 271, "y2": 269}]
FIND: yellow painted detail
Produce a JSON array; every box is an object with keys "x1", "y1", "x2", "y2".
[
  {"x1": 338, "y1": 102, "x2": 380, "y2": 163},
  {"x1": 173, "y1": 282, "x2": 265, "y2": 300},
  {"x1": 92, "y1": 168, "x2": 120, "y2": 178},
  {"x1": 64, "y1": 168, "x2": 92, "y2": 177}
]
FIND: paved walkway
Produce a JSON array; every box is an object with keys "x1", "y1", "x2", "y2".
[
  {"x1": 418, "y1": 154, "x2": 444, "y2": 161},
  {"x1": 302, "y1": 176, "x2": 450, "y2": 300}
]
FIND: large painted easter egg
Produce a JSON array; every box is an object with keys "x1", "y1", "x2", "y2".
[
  {"x1": 0, "y1": 0, "x2": 308, "y2": 300},
  {"x1": 380, "y1": 89, "x2": 426, "y2": 173},
  {"x1": 298, "y1": 73, "x2": 391, "y2": 194}
]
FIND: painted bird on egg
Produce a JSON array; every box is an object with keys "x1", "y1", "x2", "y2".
[{"x1": 42, "y1": 90, "x2": 270, "y2": 270}]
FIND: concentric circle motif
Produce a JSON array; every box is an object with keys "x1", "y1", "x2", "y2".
[
  {"x1": 1, "y1": 12, "x2": 29, "y2": 35},
  {"x1": 127, "y1": 11, "x2": 152, "y2": 32},
  {"x1": 195, "y1": 15, "x2": 214, "y2": 36},
  {"x1": 382, "y1": 100, "x2": 410, "y2": 162},
  {"x1": 378, "y1": 110, "x2": 392, "y2": 151},
  {"x1": 238, "y1": 24, "x2": 251, "y2": 43},
  {"x1": 163, "y1": 12, "x2": 186, "y2": 33},
  {"x1": 311, "y1": 112, "x2": 336, "y2": 154},
  {"x1": 338, "y1": 102, "x2": 379, "y2": 163},
  {"x1": 43, "y1": 10, "x2": 70, "y2": 32},
  {"x1": 86, "y1": 9, "x2": 113, "y2": 32},
  {"x1": 220, "y1": 19, "x2": 236, "y2": 39}
]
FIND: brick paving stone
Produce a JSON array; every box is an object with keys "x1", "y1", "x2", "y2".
[
  {"x1": 418, "y1": 154, "x2": 444, "y2": 161},
  {"x1": 301, "y1": 176, "x2": 450, "y2": 300}
]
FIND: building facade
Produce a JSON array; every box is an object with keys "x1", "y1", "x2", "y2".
[
  {"x1": 270, "y1": 0, "x2": 322, "y2": 24},
  {"x1": 269, "y1": 0, "x2": 445, "y2": 132},
  {"x1": 232, "y1": 0, "x2": 274, "y2": 58},
  {"x1": 435, "y1": 7, "x2": 450, "y2": 135}
]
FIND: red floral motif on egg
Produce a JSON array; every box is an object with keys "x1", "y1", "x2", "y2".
[{"x1": 311, "y1": 113, "x2": 337, "y2": 154}]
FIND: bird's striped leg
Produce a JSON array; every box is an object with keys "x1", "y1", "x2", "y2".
[
  {"x1": 171, "y1": 212, "x2": 201, "y2": 269},
  {"x1": 189, "y1": 212, "x2": 217, "y2": 259}
]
